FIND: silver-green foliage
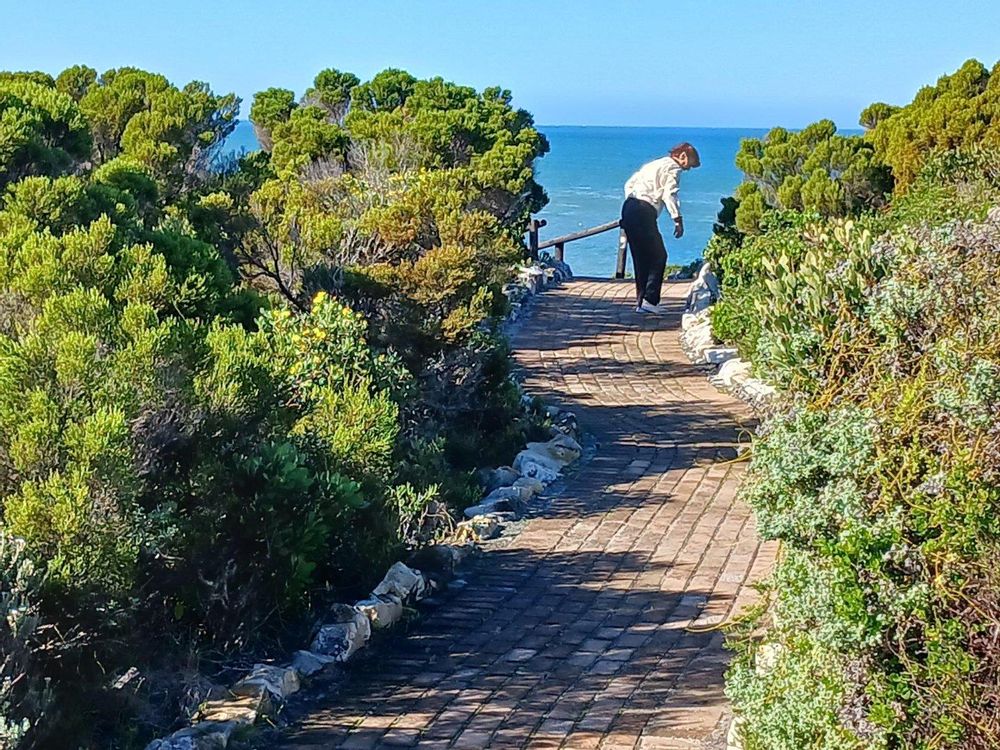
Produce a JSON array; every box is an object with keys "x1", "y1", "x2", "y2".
[
  {"x1": 729, "y1": 205, "x2": 1000, "y2": 748},
  {"x1": 0, "y1": 534, "x2": 46, "y2": 750}
]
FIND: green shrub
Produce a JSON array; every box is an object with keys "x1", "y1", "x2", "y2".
[
  {"x1": 867, "y1": 59, "x2": 1000, "y2": 189},
  {"x1": 0, "y1": 79, "x2": 91, "y2": 187},
  {"x1": 716, "y1": 63, "x2": 1000, "y2": 750},
  {"x1": 732, "y1": 120, "x2": 891, "y2": 234},
  {"x1": 0, "y1": 60, "x2": 545, "y2": 746},
  {"x1": 728, "y1": 198, "x2": 1000, "y2": 748}
]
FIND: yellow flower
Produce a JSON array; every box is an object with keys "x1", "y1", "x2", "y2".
[{"x1": 313, "y1": 291, "x2": 328, "y2": 306}]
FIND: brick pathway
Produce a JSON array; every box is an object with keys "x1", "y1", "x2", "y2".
[{"x1": 277, "y1": 279, "x2": 777, "y2": 749}]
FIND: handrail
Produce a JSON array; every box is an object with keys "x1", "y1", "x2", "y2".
[
  {"x1": 527, "y1": 217, "x2": 629, "y2": 279},
  {"x1": 537, "y1": 219, "x2": 620, "y2": 250}
]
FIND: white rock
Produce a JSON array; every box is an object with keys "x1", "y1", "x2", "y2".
[
  {"x1": 146, "y1": 722, "x2": 236, "y2": 750},
  {"x1": 682, "y1": 319, "x2": 714, "y2": 344},
  {"x1": 464, "y1": 487, "x2": 524, "y2": 519},
  {"x1": 513, "y1": 476, "x2": 545, "y2": 498},
  {"x1": 310, "y1": 607, "x2": 371, "y2": 662},
  {"x1": 726, "y1": 717, "x2": 745, "y2": 750},
  {"x1": 713, "y1": 358, "x2": 752, "y2": 388},
  {"x1": 455, "y1": 514, "x2": 502, "y2": 542},
  {"x1": 549, "y1": 410, "x2": 580, "y2": 438},
  {"x1": 518, "y1": 265, "x2": 546, "y2": 294},
  {"x1": 198, "y1": 690, "x2": 267, "y2": 725},
  {"x1": 521, "y1": 265, "x2": 545, "y2": 277},
  {"x1": 502, "y1": 283, "x2": 527, "y2": 301},
  {"x1": 548, "y1": 432, "x2": 583, "y2": 455},
  {"x1": 681, "y1": 311, "x2": 709, "y2": 331},
  {"x1": 372, "y1": 562, "x2": 426, "y2": 602},
  {"x1": 685, "y1": 264, "x2": 720, "y2": 310},
  {"x1": 696, "y1": 263, "x2": 720, "y2": 298},
  {"x1": 686, "y1": 288, "x2": 713, "y2": 314},
  {"x1": 682, "y1": 323, "x2": 716, "y2": 360},
  {"x1": 521, "y1": 435, "x2": 582, "y2": 469},
  {"x1": 355, "y1": 594, "x2": 404, "y2": 630},
  {"x1": 514, "y1": 448, "x2": 561, "y2": 473},
  {"x1": 232, "y1": 664, "x2": 300, "y2": 701},
  {"x1": 290, "y1": 650, "x2": 337, "y2": 677},
  {"x1": 485, "y1": 486, "x2": 530, "y2": 504},
  {"x1": 739, "y1": 379, "x2": 777, "y2": 402},
  {"x1": 513, "y1": 455, "x2": 562, "y2": 484},
  {"x1": 704, "y1": 347, "x2": 739, "y2": 365},
  {"x1": 463, "y1": 495, "x2": 516, "y2": 518},
  {"x1": 484, "y1": 466, "x2": 520, "y2": 491}
]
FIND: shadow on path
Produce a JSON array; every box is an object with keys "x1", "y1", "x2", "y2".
[{"x1": 270, "y1": 279, "x2": 775, "y2": 750}]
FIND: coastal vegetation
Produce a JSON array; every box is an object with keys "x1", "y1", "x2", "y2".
[
  {"x1": 714, "y1": 59, "x2": 1000, "y2": 749},
  {"x1": 0, "y1": 65, "x2": 547, "y2": 746}
]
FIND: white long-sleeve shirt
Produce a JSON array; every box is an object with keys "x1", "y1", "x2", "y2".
[{"x1": 624, "y1": 156, "x2": 682, "y2": 220}]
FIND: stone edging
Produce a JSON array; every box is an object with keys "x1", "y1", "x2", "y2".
[
  {"x1": 145, "y1": 255, "x2": 580, "y2": 750},
  {"x1": 678, "y1": 264, "x2": 777, "y2": 414}
]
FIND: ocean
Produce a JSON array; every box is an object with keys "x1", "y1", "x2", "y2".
[
  {"x1": 534, "y1": 126, "x2": 767, "y2": 276},
  {"x1": 223, "y1": 122, "x2": 765, "y2": 277}
]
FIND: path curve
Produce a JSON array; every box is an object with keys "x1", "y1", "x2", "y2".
[{"x1": 277, "y1": 279, "x2": 777, "y2": 750}]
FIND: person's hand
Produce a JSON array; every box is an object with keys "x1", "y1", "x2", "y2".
[{"x1": 673, "y1": 217, "x2": 684, "y2": 239}]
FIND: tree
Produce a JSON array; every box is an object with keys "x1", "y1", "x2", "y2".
[
  {"x1": 77, "y1": 68, "x2": 239, "y2": 193},
  {"x1": 349, "y1": 68, "x2": 416, "y2": 113},
  {"x1": 249, "y1": 87, "x2": 296, "y2": 150},
  {"x1": 858, "y1": 101, "x2": 899, "y2": 130},
  {"x1": 866, "y1": 58, "x2": 1000, "y2": 188},
  {"x1": 732, "y1": 120, "x2": 891, "y2": 233},
  {"x1": 0, "y1": 78, "x2": 91, "y2": 188},
  {"x1": 305, "y1": 68, "x2": 360, "y2": 120},
  {"x1": 269, "y1": 106, "x2": 349, "y2": 174},
  {"x1": 55, "y1": 65, "x2": 97, "y2": 101}
]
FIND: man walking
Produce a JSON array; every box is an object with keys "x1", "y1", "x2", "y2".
[{"x1": 620, "y1": 143, "x2": 700, "y2": 313}]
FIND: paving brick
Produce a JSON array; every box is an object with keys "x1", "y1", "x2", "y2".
[{"x1": 272, "y1": 281, "x2": 775, "y2": 749}]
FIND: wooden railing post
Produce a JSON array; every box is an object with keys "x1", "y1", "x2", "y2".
[
  {"x1": 615, "y1": 228, "x2": 628, "y2": 279},
  {"x1": 555, "y1": 242, "x2": 565, "y2": 263},
  {"x1": 527, "y1": 218, "x2": 546, "y2": 261}
]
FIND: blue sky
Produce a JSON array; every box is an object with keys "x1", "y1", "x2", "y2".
[{"x1": 2, "y1": 1, "x2": 998, "y2": 128}]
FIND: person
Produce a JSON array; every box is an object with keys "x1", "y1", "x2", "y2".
[{"x1": 620, "y1": 143, "x2": 701, "y2": 313}]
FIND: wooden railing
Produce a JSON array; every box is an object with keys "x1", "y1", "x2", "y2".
[{"x1": 527, "y1": 218, "x2": 629, "y2": 279}]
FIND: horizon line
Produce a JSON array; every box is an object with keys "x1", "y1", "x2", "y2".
[{"x1": 535, "y1": 123, "x2": 866, "y2": 131}]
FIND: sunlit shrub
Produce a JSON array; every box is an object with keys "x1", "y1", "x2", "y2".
[{"x1": 728, "y1": 197, "x2": 1000, "y2": 748}]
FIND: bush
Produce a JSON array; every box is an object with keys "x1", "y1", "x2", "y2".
[
  {"x1": 867, "y1": 59, "x2": 1000, "y2": 189},
  {"x1": 727, "y1": 187, "x2": 1000, "y2": 749},
  {"x1": 715, "y1": 60, "x2": 1000, "y2": 750},
  {"x1": 0, "y1": 79, "x2": 91, "y2": 188},
  {"x1": 732, "y1": 120, "x2": 891, "y2": 234},
  {"x1": 0, "y1": 61, "x2": 546, "y2": 746}
]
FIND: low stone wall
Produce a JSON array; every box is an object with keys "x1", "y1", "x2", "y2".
[
  {"x1": 146, "y1": 255, "x2": 580, "y2": 750},
  {"x1": 679, "y1": 264, "x2": 777, "y2": 414}
]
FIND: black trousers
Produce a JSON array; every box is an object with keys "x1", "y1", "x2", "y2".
[{"x1": 620, "y1": 197, "x2": 667, "y2": 306}]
